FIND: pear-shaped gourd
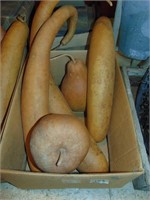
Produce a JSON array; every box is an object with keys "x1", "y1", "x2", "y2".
[{"x1": 61, "y1": 59, "x2": 87, "y2": 112}]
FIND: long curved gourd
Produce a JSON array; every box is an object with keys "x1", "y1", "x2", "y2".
[
  {"x1": 29, "y1": 0, "x2": 60, "y2": 46},
  {"x1": 21, "y1": 5, "x2": 78, "y2": 172},
  {"x1": 30, "y1": 0, "x2": 77, "y2": 47}
]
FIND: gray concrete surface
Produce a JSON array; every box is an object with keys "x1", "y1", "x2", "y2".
[{"x1": 0, "y1": 182, "x2": 150, "y2": 200}]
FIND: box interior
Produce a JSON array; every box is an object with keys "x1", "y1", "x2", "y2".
[{"x1": 0, "y1": 50, "x2": 143, "y2": 189}]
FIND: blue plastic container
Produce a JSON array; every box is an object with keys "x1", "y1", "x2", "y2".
[{"x1": 118, "y1": 0, "x2": 150, "y2": 60}]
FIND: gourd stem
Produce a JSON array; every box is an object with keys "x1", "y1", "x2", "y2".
[{"x1": 50, "y1": 54, "x2": 76, "y2": 63}]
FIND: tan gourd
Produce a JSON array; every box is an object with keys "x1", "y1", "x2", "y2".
[
  {"x1": 86, "y1": 16, "x2": 115, "y2": 142},
  {"x1": 29, "y1": 0, "x2": 60, "y2": 46},
  {"x1": 0, "y1": 17, "x2": 29, "y2": 125},
  {"x1": 61, "y1": 58, "x2": 87, "y2": 112},
  {"x1": 28, "y1": 114, "x2": 90, "y2": 173},
  {"x1": 21, "y1": 6, "x2": 90, "y2": 173}
]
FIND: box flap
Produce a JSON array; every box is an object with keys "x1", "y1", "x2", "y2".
[
  {"x1": 1, "y1": 169, "x2": 143, "y2": 189},
  {"x1": 108, "y1": 62, "x2": 143, "y2": 172}
]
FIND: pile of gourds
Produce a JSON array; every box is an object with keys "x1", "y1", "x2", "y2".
[{"x1": 1, "y1": 0, "x2": 115, "y2": 174}]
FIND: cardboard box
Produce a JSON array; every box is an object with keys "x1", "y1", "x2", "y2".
[{"x1": 0, "y1": 50, "x2": 144, "y2": 189}]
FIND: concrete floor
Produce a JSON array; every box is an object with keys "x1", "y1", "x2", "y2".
[{"x1": 1, "y1": 181, "x2": 150, "y2": 200}]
